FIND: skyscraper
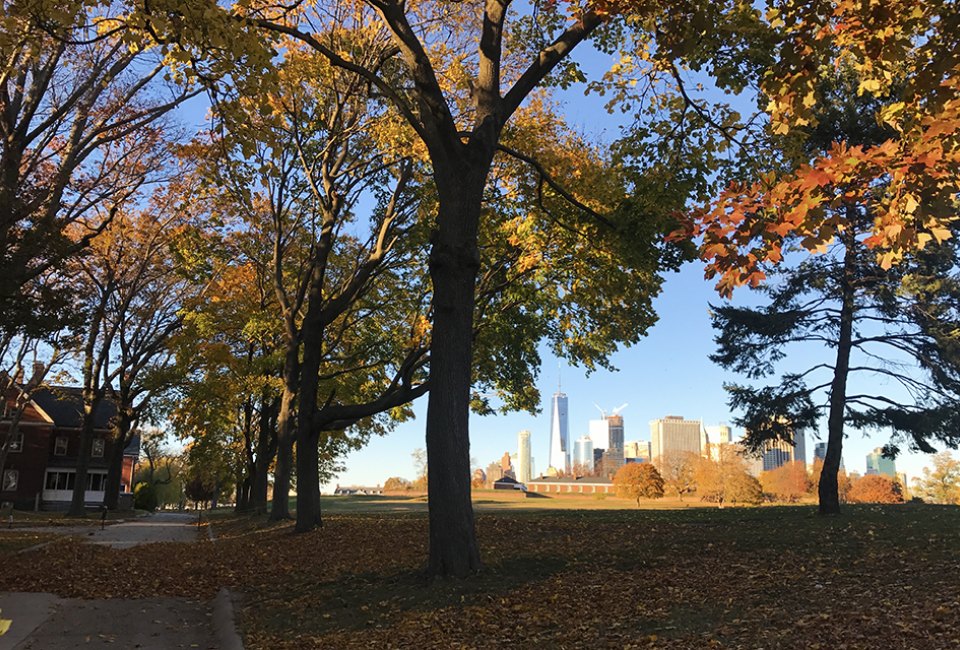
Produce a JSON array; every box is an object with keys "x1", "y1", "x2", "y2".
[
  {"x1": 573, "y1": 435, "x2": 594, "y2": 471},
  {"x1": 759, "y1": 430, "x2": 806, "y2": 471},
  {"x1": 548, "y1": 391, "x2": 569, "y2": 472},
  {"x1": 866, "y1": 447, "x2": 896, "y2": 477},
  {"x1": 589, "y1": 408, "x2": 625, "y2": 453},
  {"x1": 813, "y1": 441, "x2": 844, "y2": 470},
  {"x1": 650, "y1": 416, "x2": 702, "y2": 462},
  {"x1": 517, "y1": 430, "x2": 532, "y2": 484}
]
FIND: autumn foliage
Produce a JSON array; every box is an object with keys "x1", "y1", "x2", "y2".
[
  {"x1": 759, "y1": 461, "x2": 810, "y2": 503},
  {"x1": 613, "y1": 462, "x2": 664, "y2": 505},
  {"x1": 847, "y1": 474, "x2": 904, "y2": 505}
]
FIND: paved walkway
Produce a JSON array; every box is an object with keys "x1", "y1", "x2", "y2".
[
  {"x1": 85, "y1": 511, "x2": 200, "y2": 548},
  {"x1": 0, "y1": 594, "x2": 219, "y2": 649},
  {"x1": 0, "y1": 513, "x2": 240, "y2": 650}
]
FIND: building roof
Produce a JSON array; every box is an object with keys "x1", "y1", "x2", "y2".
[
  {"x1": 529, "y1": 476, "x2": 613, "y2": 485},
  {"x1": 31, "y1": 386, "x2": 117, "y2": 430},
  {"x1": 493, "y1": 475, "x2": 521, "y2": 485}
]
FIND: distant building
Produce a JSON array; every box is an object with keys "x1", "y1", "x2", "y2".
[
  {"x1": 589, "y1": 412, "x2": 625, "y2": 454},
  {"x1": 486, "y1": 462, "x2": 504, "y2": 485},
  {"x1": 601, "y1": 447, "x2": 624, "y2": 477},
  {"x1": 548, "y1": 391, "x2": 569, "y2": 472},
  {"x1": 866, "y1": 447, "x2": 897, "y2": 477},
  {"x1": 517, "y1": 430, "x2": 532, "y2": 484},
  {"x1": 650, "y1": 416, "x2": 702, "y2": 462},
  {"x1": 704, "y1": 425, "x2": 732, "y2": 446},
  {"x1": 573, "y1": 435, "x2": 594, "y2": 472},
  {"x1": 624, "y1": 441, "x2": 652, "y2": 463},
  {"x1": 526, "y1": 476, "x2": 615, "y2": 495},
  {"x1": 813, "y1": 441, "x2": 844, "y2": 470},
  {"x1": 334, "y1": 485, "x2": 383, "y2": 495},
  {"x1": 760, "y1": 429, "x2": 806, "y2": 472}
]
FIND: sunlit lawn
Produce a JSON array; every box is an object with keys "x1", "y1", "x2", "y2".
[{"x1": 2, "y1": 497, "x2": 957, "y2": 649}]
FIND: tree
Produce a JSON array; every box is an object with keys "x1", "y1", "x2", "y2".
[
  {"x1": 694, "y1": 445, "x2": 758, "y2": 507},
  {"x1": 383, "y1": 477, "x2": 411, "y2": 493},
  {"x1": 613, "y1": 463, "x2": 664, "y2": 506},
  {"x1": 726, "y1": 471, "x2": 763, "y2": 506},
  {"x1": 657, "y1": 451, "x2": 698, "y2": 501},
  {"x1": 682, "y1": 2, "x2": 960, "y2": 295},
  {"x1": 200, "y1": 41, "x2": 431, "y2": 530},
  {"x1": 913, "y1": 452, "x2": 960, "y2": 505},
  {"x1": 702, "y1": 68, "x2": 960, "y2": 515},
  {"x1": 760, "y1": 461, "x2": 810, "y2": 504},
  {"x1": 66, "y1": 192, "x2": 204, "y2": 515},
  {"x1": 0, "y1": 1, "x2": 195, "y2": 338},
  {"x1": 848, "y1": 474, "x2": 904, "y2": 505}
]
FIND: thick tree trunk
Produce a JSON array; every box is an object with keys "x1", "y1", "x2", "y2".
[
  {"x1": 425, "y1": 164, "x2": 488, "y2": 577},
  {"x1": 294, "y1": 339, "x2": 321, "y2": 532},
  {"x1": 102, "y1": 411, "x2": 133, "y2": 510},
  {"x1": 270, "y1": 347, "x2": 299, "y2": 521},
  {"x1": 68, "y1": 393, "x2": 99, "y2": 517},
  {"x1": 819, "y1": 234, "x2": 857, "y2": 515},
  {"x1": 294, "y1": 258, "x2": 327, "y2": 532},
  {"x1": 252, "y1": 398, "x2": 277, "y2": 515}
]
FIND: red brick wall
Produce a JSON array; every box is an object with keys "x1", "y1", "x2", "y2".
[{"x1": 1, "y1": 423, "x2": 53, "y2": 509}]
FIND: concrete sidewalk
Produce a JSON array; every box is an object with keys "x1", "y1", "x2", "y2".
[
  {"x1": 0, "y1": 513, "x2": 242, "y2": 649},
  {"x1": 0, "y1": 593, "x2": 221, "y2": 649},
  {"x1": 84, "y1": 511, "x2": 199, "y2": 548}
]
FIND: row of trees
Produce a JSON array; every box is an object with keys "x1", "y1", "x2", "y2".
[
  {"x1": 614, "y1": 455, "x2": 909, "y2": 507},
  {"x1": 1, "y1": 0, "x2": 957, "y2": 577}
]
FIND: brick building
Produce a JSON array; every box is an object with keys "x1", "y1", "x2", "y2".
[{"x1": 1, "y1": 386, "x2": 138, "y2": 510}]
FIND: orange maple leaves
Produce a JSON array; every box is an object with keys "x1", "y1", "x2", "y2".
[{"x1": 680, "y1": 1, "x2": 960, "y2": 296}]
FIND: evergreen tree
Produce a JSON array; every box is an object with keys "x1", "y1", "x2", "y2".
[{"x1": 710, "y1": 70, "x2": 960, "y2": 515}]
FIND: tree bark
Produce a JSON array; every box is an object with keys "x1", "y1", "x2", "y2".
[
  {"x1": 252, "y1": 397, "x2": 278, "y2": 515},
  {"x1": 102, "y1": 410, "x2": 133, "y2": 510},
  {"x1": 68, "y1": 391, "x2": 99, "y2": 517},
  {"x1": 819, "y1": 232, "x2": 857, "y2": 515},
  {"x1": 425, "y1": 162, "x2": 489, "y2": 577},
  {"x1": 270, "y1": 346, "x2": 299, "y2": 520}
]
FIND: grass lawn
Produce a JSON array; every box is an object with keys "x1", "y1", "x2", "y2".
[{"x1": 1, "y1": 496, "x2": 957, "y2": 648}]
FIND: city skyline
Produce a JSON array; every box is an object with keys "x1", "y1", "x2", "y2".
[{"x1": 326, "y1": 265, "x2": 948, "y2": 491}]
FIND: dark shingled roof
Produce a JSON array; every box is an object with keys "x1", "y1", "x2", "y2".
[{"x1": 31, "y1": 386, "x2": 117, "y2": 430}]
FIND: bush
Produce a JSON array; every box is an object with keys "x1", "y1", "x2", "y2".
[{"x1": 134, "y1": 482, "x2": 158, "y2": 511}]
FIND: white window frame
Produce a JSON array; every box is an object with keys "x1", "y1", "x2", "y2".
[
  {"x1": 7, "y1": 431, "x2": 23, "y2": 453},
  {"x1": 2, "y1": 469, "x2": 18, "y2": 491},
  {"x1": 54, "y1": 436, "x2": 68, "y2": 456},
  {"x1": 92, "y1": 438, "x2": 105, "y2": 458}
]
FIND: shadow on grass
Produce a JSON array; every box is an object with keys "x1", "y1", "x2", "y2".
[{"x1": 251, "y1": 553, "x2": 569, "y2": 638}]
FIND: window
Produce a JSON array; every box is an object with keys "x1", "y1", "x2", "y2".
[
  {"x1": 44, "y1": 471, "x2": 75, "y2": 491},
  {"x1": 2, "y1": 470, "x2": 18, "y2": 491},
  {"x1": 54, "y1": 436, "x2": 68, "y2": 456},
  {"x1": 92, "y1": 438, "x2": 104, "y2": 458},
  {"x1": 7, "y1": 432, "x2": 23, "y2": 453},
  {"x1": 87, "y1": 473, "x2": 107, "y2": 491}
]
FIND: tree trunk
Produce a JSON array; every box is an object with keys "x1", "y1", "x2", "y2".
[
  {"x1": 68, "y1": 393, "x2": 99, "y2": 517},
  {"x1": 819, "y1": 232, "x2": 857, "y2": 515},
  {"x1": 425, "y1": 163, "x2": 488, "y2": 577},
  {"x1": 270, "y1": 346, "x2": 298, "y2": 521},
  {"x1": 294, "y1": 257, "x2": 328, "y2": 533},
  {"x1": 102, "y1": 411, "x2": 133, "y2": 510},
  {"x1": 252, "y1": 398, "x2": 277, "y2": 515}
]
